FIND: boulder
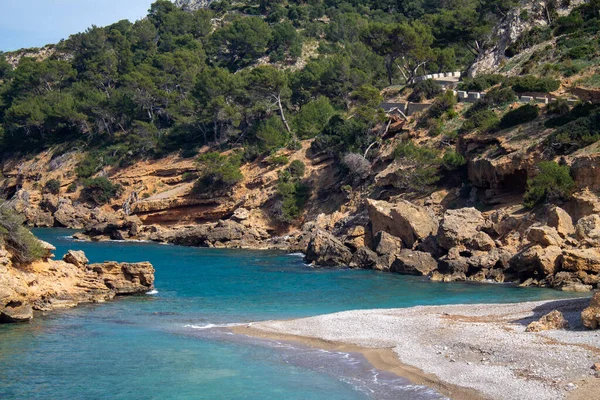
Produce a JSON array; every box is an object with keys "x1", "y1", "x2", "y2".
[
  {"x1": 231, "y1": 208, "x2": 250, "y2": 221},
  {"x1": 437, "y1": 208, "x2": 487, "y2": 250},
  {"x1": 547, "y1": 206, "x2": 575, "y2": 238},
  {"x1": 90, "y1": 261, "x2": 155, "y2": 294},
  {"x1": 349, "y1": 247, "x2": 381, "y2": 270},
  {"x1": 367, "y1": 199, "x2": 437, "y2": 248},
  {"x1": 38, "y1": 240, "x2": 56, "y2": 260},
  {"x1": 526, "y1": 310, "x2": 569, "y2": 332},
  {"x1": 344, "y1": 225, "x2": 366, "y2": 251},
  {"x1": 63, "y1": 250, "x2": 89, "y2": 268},
  {"x1": 373, "y1": 231, "x2": 403, "y2": 257},
  {"x1": 305, "y1": 230, "x2": 353, "y2": 267},
  {"x1": 561, "y1": 249, "x2": 600, "y2": 273},
  {"x1": 511, "y1": 245, "x2": 562, "y2": 276},
  {"x1": 467, "y1": 231, "x2": 496, "y2": 251},
  {"x1": 0, "y1": 298, "x2": 33, "y2": 323},
  {"x1": 526, "y1": 226, "x2": 563, "y2": 247},
  {"x1": 575, "y1": 215, "x2": 600, "y2": 246},
  {"x1": 391, "y1": 250, "x2": 438, "y2": 276},
  {"x1": 582, "y1": 292, "x2": 600, "y2": 329}
]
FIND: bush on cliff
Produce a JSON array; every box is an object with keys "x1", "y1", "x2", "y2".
[
  {"x1": 193, "y1": 152, "x2": 243, "y2": 194},
  {"x1": 275, "y1": 169, "x2": 310, "y2": 223},
  {"x1": 523, "y1": 161, "x2": 575, "y2": 208},
  {"x1": 393, "y1": 141, "x2": 441, "y2": 193},
  {"x1": 509, "y1": 75, "x2": 560, "y2": 93},
  {"x1": 44, "y1": 179, "x2": 61, "y2": 195},
  {"x1": 0, "y1": 205, "x2": 45, "y2": 264},
  {"x1": 408, "y1": 79, "x2": 443, "y2": 103},
  {"x1": 81, "y1": 177, "x2": 124, "y2": 205},
  {"x1": 499, "y1": 104, "x2": 540, "y2": 129}
]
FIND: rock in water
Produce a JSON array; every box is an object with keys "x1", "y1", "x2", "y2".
[
  {"x1": 305, "y1": 230, "x2": 353, "y2": 266},
  {"x1": 90, "y1": 261, "x2": 155, "y2": 294},
  {"x1": 391, "y1": 250, "x2": 438, "y2": 276},
  {"x1": 526, "y1": 310, "x2": 569, "y2": 332},
  {"x1": 582, "y1": 292, "x2": 600, "y2": 330}
]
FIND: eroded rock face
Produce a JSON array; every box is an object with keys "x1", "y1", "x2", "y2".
[
  {"x1": 0, "y1": 245, "x2": 155, "y2": 324},
  {"x1": 527, "y1": 226, "x2": 563, "y2": 247},
  {"x1": 582, "y1": 292, "x2": 600, "y2": 329},
  {"x1": 391, "y1": 250, "x2": 438, "y2": 276},
  {"x1": 526, "y1": 310, "x2": 569, "y2": 332},
  {"x1": 437, "y1": 208, "x2": 488, "y2": 250},
  {"x1": 547, "y1": 206, "x2": 575, "y2": 238},
  {"x1": 575, "y1": 215, "x2": 600, "y2": 247},
  {"x1": 511, "y1": 245, "x2": 562, "y2": 276},
  {"x1": 367, "y1": 199, "x2": 437, "y2": 248},
  {"x1": 349, "y1": 247, "x2": 381, "y2": 270},
  {"x1": 305, "y1": 230, "x2": 353, "y2": 267},
  {"x1": 63, "y1": 250, "x2": 89, "y2": 268},
  {"x1": 561, "y1": 249, "x2": 600, "y2": 273}
]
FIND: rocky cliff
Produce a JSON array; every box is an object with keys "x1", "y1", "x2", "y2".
[{"x1": 0, "y1": 243, "x2": 154, "y2": 323}]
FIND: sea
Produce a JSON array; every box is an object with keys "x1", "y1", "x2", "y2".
[{"x1": 0, "y1": 228, "x2": 584, "y2": 399}]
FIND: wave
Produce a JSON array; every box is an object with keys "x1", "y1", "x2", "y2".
[
  {"x1": 288, "y1": 252, "x2": 305, "y2": 257},
  {"x1": 146, "y1": 289, "x2": 159, "y2": 295},
  {"x1": 184, "y1": 322, "x2": 243, "y2": 330}
]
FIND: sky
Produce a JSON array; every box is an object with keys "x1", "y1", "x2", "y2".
[{"x1": 0, "y1": 0, "x2": 156, "y2": 52}]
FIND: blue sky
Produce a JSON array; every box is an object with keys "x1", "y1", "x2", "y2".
[{"x1": 0, "y1": 0, "x2": 156, "y2": 51}]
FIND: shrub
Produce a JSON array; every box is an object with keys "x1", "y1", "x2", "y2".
[
  {"x1": 457, "y1": 74, "x2": 506, "y2": 91},
  {"x1": 255, "y1": 117, "x2": 291, "y2": 152},
  {"x1": 465, "y1": 87, "x2": 516, "y2": 118},
  {"x1": 510, "y1": 75, "x2": 560, "y2": 93},
  {"x1": 393, "y1": 141, "x2": 441, "y2": 192},
  {"x1": 67, "y1": 182, "x2": 77, "y2": 193},
  {"x1": 499, "y1": 104, "x2": 540, "y2": 129},
  {"x1": 408, "y1": 79, "x2": 442, "y2": 103},
  {"x1": 292, "y1": 96, "x2": 336, "y2": 139},
  {"x1": 0, "y1": 205, "x2": 45, "y2": 264},
  {"x1": 193, "y1": 152, "x2": 243, "y2": 194},
  {"x1": 81, "y1": 177, "x2": 124, "y2": 205},
  {"x1": 274, "y1": 170, "x2": 310, "y2": 223},
  {"x1": 75, "y1": 153, "x2": 102, "y2": 178},
  {"x1": 461, "y1": 109, "x2": 499, "y2": 133},
  {"x1": 554, "y1": 14, "x2": 584, "y2": 35},
  {"x1": 426, "y1": 91, "x2": 457, "y2": 119},
  {"x1": 547, "y1": 99, "x2": 570, "y2": 115},
  {"x1": 546, "y1": 112, "x2": 600, "y2": 154},
  {"x1": 44, "y1": 179, "x2": 61, "y2": 195},
  {"x1": 442, "y1": 150, "x2": 467, "y2": 171},
  {"x1": 343, "y1": 153, "x2": 371, "y2": 179},
  {"x1": 287, "y1": 160, "x2": 306, "y2": 178},
  {"x1": 181, "y1": 172, "x2": 197, "y2": 182},
  {"x1": 523, "y1": 161, "x2": 575, "y2": 208},
  {"x1": 266, "y1": 154, "x2": 289, "y2": 166}
]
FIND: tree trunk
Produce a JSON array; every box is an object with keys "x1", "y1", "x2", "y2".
[{"x1": 276, "y1": 92, "x2": 294, "y2": 138}]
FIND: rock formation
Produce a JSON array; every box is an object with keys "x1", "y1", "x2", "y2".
[
  {"x1": 525, "y1": 310, "x2": 569, "y2": 332},
  {"x1": 0, "y1": 244, "x2": 154, "y2": 323},
  {"x1": 581, "y1": 292, "x2": 600, "y2": 330}
]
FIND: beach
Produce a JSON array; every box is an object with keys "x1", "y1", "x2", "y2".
[{"x1": 233, "y1": 298, "x2": 600, "y2": 400}]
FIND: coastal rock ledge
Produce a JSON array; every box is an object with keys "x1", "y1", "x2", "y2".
[{"x1": 0, "y1": 247, "x2": 154, "y2": 323}]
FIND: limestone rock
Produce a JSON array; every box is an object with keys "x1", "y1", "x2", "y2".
[
  {"x1": 511, "y1": 245, "x2": 562, "y2": 276},
  {"x1": 38, "y1": 240, "x2": 56, "y2": 260},
  {"x1": 547, "y1": 206, "x2": 575, "y2": 238},
  {"x1": 575, "y1": 215, "x2": 600, "y2": 246},
  {"x1": 391, "y1": 250, "x2": 438, "y2": 276},
  {"x1": 437, "y1": 208, "x2": 487, "y2": 250},
  {"x1": 0, "y1": 299, "x2": 33, "y2": 323},
  {"x1": 373, "y1": 231, "x2": 403, "y2": 257},
  {"x1": 582, "y1": 292, "x2": 600, "y2": 329},
  {"x1": 305, "y1": 230, "x2": 353, "y2": 267},
  {"x1": 526, "y1": 226, "x2": 563, "y2": 247},
  {"x1": 526, "y1": 310, "x2": 569, "y2": 332},
  {"x1": 63, "y1": 250, "x2": 89, "y2": 268},
  {"x1": 89, "y1": 261, "x2": 155, "y2": 294},
  {"x1": 349, "y1": 247, "x2": 380, "y2": 270},
  {"x1": 467, "y1": 231, "x2": 496, "y2": 251},
  {"x1": 367, "y1": 199, "x2": 437, "y2": 248},
  {"x1": 561, "y1": 249, "x2": 600, "y2": 273},
  {"x1": 231, "y1": 208, "x2": 250, "y2": 221}
]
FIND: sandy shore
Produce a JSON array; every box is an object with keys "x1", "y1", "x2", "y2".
[{"x1": 233, "y1": 298, "x2": 600, "y2": 400}]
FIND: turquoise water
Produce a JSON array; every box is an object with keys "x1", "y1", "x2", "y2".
[{"x1": 0, "y1": 229, "x2": 583, "y2": 399}]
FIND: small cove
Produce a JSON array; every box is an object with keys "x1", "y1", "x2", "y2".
[{"x1": 0, "y1": 228, "x2": 586, "y2": 399}]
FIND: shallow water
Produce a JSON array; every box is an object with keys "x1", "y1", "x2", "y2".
[{"x1": 0, "y1": 229, "x2": 584, "y2": 399}]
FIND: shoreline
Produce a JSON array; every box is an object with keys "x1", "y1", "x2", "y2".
[
  {"x1": 232, "y1": 298, "x2": 599, "y2": 400},
  {"x1": 232, "y1": 325, "x2": 486, "y2": 400}
]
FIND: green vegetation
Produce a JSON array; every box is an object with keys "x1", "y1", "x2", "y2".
[
  {"x1": 509, "y1": 75, "x2": 560, "y2": 93},
  {"x1": 44, "y1": 179, "x2": 61, "y2": 195},
  {"x1": 275, "y1": 166, "x2": 310, "y2": 223},
  {"x1": 0, "y1": 205, "x2": 45, "y2": 264},
  {"x1": 524, "y1": 161, "x2": 575, "y2": 208},
  {"x1": 287, "y1": 160, "x2": 306, "y2": 179},
  {"x1": 393, "y1": 141, "x2": 441, "y2": 192},
  {"x1": 457, "y1": 74, "x2": 505, "y2": 91},
  {"x1": 499, "y1": 104, "x2": 539, "y2": 129},
  {"x1": 407, "y1": 79, "x2": 442, "y2": 102},
  {"x1": 193, "y1": 152, "x2": 243, "y2": 194},
  {"x1": 81, "y1": 177, "x2": 123, "y2": 205}
]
